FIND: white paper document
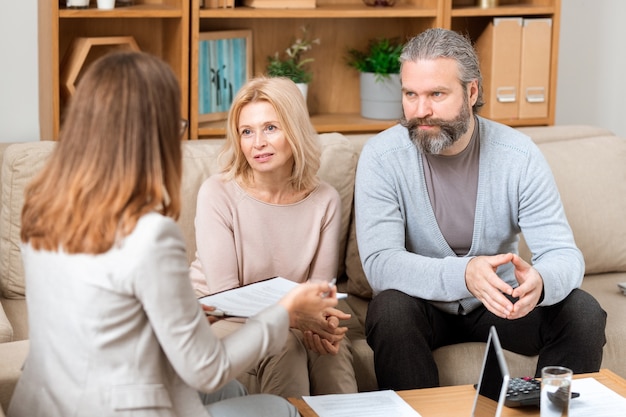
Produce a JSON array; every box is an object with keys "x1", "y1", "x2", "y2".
[
  {"x1": 302, "y1": 390, "x2": 422, "y2": 417},
  {"x1": 198, "y1": 277, "x2": 347, "y2": 318},
  {"x1": 199, "y1": 277, "x2": 299, "y2": 318},
  {"x1": 570, "y1": 377, "x2": 626, "y2": 416}
]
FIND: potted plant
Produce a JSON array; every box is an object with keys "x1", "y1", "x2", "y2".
[
  {"x1": 266, "y1": 26, "x2": 320, "y2": 100},
  {"x1": 347, "y1": 37, "x2": 404, "y2": 120}
]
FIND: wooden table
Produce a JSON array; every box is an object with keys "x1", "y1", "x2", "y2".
[{"x1": 289, "y1": 369, "x2": 626, "y2": 417}]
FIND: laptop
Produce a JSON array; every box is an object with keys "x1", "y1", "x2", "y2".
[{"x1": 471, "y1": 326, "x2": 511, "y2": 417}]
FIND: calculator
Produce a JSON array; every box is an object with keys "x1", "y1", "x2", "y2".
[
  {"x1": 504, "y1": 377, "x2": 542, "y2": 407},
  {"x1": 503, "y1": 376, "x2": 580, "y2": 407}
]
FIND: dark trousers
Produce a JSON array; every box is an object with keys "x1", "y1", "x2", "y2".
[{"x1": 365, "y1": 288, "x2": 607, "y2": 391}]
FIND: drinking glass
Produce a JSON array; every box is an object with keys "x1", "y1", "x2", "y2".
[{"x1": 541, "y1": 366, "x2": 572, "y2": 417}]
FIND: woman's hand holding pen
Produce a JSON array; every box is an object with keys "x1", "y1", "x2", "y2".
[{"x1": 279, "y1": 280, "x2": 338, "y2": 329}]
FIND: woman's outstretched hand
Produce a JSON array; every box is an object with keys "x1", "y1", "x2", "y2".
[{"x1": 279, "y1": 281, "x2": 338, "y2": 328}]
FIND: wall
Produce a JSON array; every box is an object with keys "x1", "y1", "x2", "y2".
[
  {"x1": 0, "y1": 0, "x2": 39, "y2": 142},
  {"x1": 1, "y1": 1, "x2": 625, "y2": 142},
  {"x1": 555, "y1": 0, "x2": 626, "y2": 137}
]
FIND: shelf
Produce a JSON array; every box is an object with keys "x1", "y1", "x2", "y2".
[
  {"x1": 451, "y1": 5, "x2": 555, "y2": 17},
  {"x1": 197, "y1": 114, "x2": 550, "y2": 138},
  {"x1": 197, "y1": 113, "x2": 397, "y2": 138},
  {"x1": 311, "y1": 113, "x2": 397, "y2": 133},
  {"x1": 40, "y1": 0, "x2": 189, "y2": 140},
  {"x1": 60, "y1": 5, "x2": 182, "y2": 18},
  {"x1": 494, "y1": 117, "x2": 550, "y2": 127},
  {"x1": 198, "y1": 5, "x2": 439, "y2": 19}
]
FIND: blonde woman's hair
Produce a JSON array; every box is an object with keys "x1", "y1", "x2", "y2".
[
  {"x1": 21, "y1": 51, "x2": 183, "y2": 254},
  {"x1": 220, "y1": 76, "x2": 321, "y2": 191}
]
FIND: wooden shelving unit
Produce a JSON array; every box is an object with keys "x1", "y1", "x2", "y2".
[
  {"x1": 190, "y1": 0, "x2": 443, "y2": 138},
  {"x1": 190, "y1": 0, "x2": 560, "y2": 138},
  {"x1": 38, "y1": 0, "x2": 189, "y2": 140},
  {"x1": 39, "y1": 0, "x2": 560, "y2": 140}
]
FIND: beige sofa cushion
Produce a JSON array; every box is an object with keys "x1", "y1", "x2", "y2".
[
  {"x1": 517, "y1": 125, "x2": 614, "y2": 144},
  {"x1": 343, "y1": 135, "x2": 374, "y2": 299},
  {"x1": 0, "y1": 340, "x2": 29, "y2": 412},
  {"x1": 0, "y1": 142, "x2": 55, "y2": 299},
  {"x1": 0, "y1": 302, "x2": 12, "y2": 343},
  {"x1": 178, "y1": 140, "x2": 225, "y2": 264},
  {"x1": 0, "y1": 298, "x2": 26, "y2": 342},
  {"x1": 536, "y1": 135, "x2": 626, "y2": 274},
  {"x1": 316, "y1": 133, "x2": 358, "y2": 278},
  {"x1": 345, "y1": 214, "x2": 372, "y2": 299},
  {"x1": 581, "y1": 271, "x2": 626, "y2": 378}
]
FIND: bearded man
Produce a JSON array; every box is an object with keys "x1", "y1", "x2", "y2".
[{"x1": 354, "y1": 28, "x2": 606, "y2": 391}]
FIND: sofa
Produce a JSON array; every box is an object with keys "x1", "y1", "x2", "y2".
[{"x1": 1, "y1": 125, "x2": 625, "y2": 412}]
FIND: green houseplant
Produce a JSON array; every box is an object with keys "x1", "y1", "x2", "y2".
[
  {"x1": 346, "y1": 37, "x2": 404, "y2": 120},
  {"x1": 347, "y1": 37, "x2": 403, "y2": 81},
  {"x1": 266, "y1": 26, "x2": 320, "y2": 85}
]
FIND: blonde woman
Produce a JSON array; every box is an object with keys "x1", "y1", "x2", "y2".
[{"x1": 190, "y1": 76, "x2": 358, "y2": 397}]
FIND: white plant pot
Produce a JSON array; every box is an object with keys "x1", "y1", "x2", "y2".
[
  {"x1": 359, "y1": 72, "x2": 402, "y2": 120},
  {"x1": 295, "y1": 83, "x2": 308, "y2": 101},
  {"x1": 66, "y1": 0, "x2": 90, "y2": 7},
  {"x1": 97, "y1": 0, "x2": 116, "y2": 9}
]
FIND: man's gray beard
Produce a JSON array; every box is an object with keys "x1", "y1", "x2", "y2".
[{"x1": 401, "y1": 101, "x2": 471, "y2": 155}]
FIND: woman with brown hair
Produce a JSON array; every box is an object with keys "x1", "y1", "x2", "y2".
[{"x1": 8, "y1": 51, "x2": 336, "y2": 417}]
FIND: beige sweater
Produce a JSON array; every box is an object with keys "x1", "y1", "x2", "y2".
[{"x1": 190, "y1": 175, "x2": 342, "y2": 296}]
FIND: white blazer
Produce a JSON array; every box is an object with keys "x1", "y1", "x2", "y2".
[{"x1": 8, "y1": 213, "x2": 288, "y2": 417}]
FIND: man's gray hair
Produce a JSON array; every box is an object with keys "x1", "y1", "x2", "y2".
[{"x1": 400, "y1": 28, "x2": 484, "y2": 112}]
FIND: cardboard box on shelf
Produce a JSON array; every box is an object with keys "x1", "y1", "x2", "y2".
[
  {"x1": 519, "y1": 18, "x2": 552, "y2": 119},
  {"x1": 475, "y1": 17, "x2": 523, "y2": 120}
]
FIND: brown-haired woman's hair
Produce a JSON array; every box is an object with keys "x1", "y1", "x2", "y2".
[
  {"x1": 20, "y1": 51, "x2": 183, "y2": 254},
  {"x1": 219, "y1": 76, "x2": 321, "y2": 191}
]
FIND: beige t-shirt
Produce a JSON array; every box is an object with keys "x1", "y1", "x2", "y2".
[{"x1": 189, "y1": 175, "x2": 342, "y2": 296}]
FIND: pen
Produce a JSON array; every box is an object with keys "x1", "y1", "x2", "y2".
[{"x1": 322, "y1": 278, "x2": 337, "y2": 298}]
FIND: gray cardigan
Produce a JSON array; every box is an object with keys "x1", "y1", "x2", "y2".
[{"x1": 354, "y1": 117, "x2": 583, "y2": 314}]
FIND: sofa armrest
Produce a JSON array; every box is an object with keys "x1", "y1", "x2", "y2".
[
  {"x1": 0, "y1": 340, "x2": 28, "y2": 413},
  {"x1": 0, "y1": 302, "x2": 12, "y2": 344}
]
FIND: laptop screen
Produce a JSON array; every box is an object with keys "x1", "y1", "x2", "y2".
[{"x1": 471, "y1": 326, "x2": 510, "y2": 417}]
